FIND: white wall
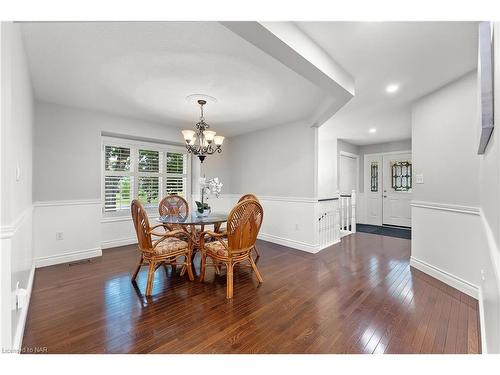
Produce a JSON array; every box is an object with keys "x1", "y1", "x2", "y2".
[
  {"x1": 229, "y1": 121, "x2": 317, "y2": 197},
  {"x1": 413, "y1": 74, "x2": 480, "y2": 206},
  {"x1": 411, "y1": 70, "x2": 500, "y2": 352},
  {"x1": 0, "y1": 22, "x2": 35, "y2": 351},
  {"x1": 318, "y1": 125, "x2": 337, "y2": 199}
]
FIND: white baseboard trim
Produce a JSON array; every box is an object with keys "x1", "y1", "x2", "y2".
[
  {"x1": 101, "y1": 237, "x2": 137, "y2": 249},
  {"x1": 34, "y1": 247, "x2": 102, "y2": 268},
  {"x1": 258, "y1": 233, "x2": 319, "y2": 253},
  {"x1": 318, "y1": 239, "x2": 341, "y2": 252},
  {"x1": 410, "y1": 256, "x2": 479, "y2": 299},
  {"x1": 12, "y1": 263, "x2": 35, "y2": 353}
]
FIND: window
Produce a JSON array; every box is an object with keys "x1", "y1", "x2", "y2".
[
  {"x1": 391, "y1": 161, "x2": 412, "y2": 191},
  {"x1": 370, "y1": 161, "x2": 379, "y2": 192},
  {"x1": 102, "y1": 137, "x2": 190, "y2": 215}
]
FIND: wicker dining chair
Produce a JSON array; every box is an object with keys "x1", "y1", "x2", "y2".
[
  {"x1": 159, "y1": 195, "x2": 189, "y2": 230},
  {"x1": 199, "y1": 199, "x2": 264, "y2": 299},
  {"x1": 238, "y1": 193, "x2": 258, "y2": 202},
  {"x1": 238, "y1": 194, "x2": 261, "y2": 260},
  {"x1": 131, "y1": 199, "x2": 194, "y2": 296}
]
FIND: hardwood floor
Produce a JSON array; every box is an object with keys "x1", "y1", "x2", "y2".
[{"x1": 22, "y1": 233, "x2": 480, "y2": 354}]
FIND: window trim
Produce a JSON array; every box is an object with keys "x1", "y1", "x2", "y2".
[{"x1": 101, "y1": 136, "x2": 191, "y2": 217}]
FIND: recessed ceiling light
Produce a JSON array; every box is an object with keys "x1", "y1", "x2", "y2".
[
  {"x1": 385, "y1": 84, "x2": 399, "y2": 94},
  {"x1": 369, "y1": 128, "x2": 377, "y2": 134}
]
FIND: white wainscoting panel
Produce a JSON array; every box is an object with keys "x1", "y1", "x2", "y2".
[
  {"x1": 411, "y1": 200, "x2": 500, "y2": 353},
  {"x1": 101, "y1": 216, "x2": 137, "y2": 249},
  {"x1": 0, "y1": 206, "x2": 34, "y2": 351},
  {"x1": 411, "y1": 201, "x2": 484, "y2": 297},
  {"x1": 33, "y1": 200, "x2": 102, "y2": 267},
  {"x1": 257, "y1": 196, "x2": 319, "y2": 253}
]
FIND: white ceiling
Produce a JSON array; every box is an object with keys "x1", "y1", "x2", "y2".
[
  {"x1": 21, "y1": 22, "x2": 479, "y2": 143},
  {"x1": 297, "y1": 22, "x2": 479, "y2": 145},
  {"x1": 21, "y1": 22, "x2": 329, "y2": 137}
]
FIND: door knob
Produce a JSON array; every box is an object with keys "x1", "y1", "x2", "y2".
[{"x1": 383, "y1": 195, "x2": 387, "y2": 198}]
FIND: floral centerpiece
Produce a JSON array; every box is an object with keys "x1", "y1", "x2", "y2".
[{"x1": 196, "y1": 177, "x2": 223, "y2": 217}]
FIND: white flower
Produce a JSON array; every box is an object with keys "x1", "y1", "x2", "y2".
[{"x1": 206, "y1": 177, "x2": 223, "y2": 198}]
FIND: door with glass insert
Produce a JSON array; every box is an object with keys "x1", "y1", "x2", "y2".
[
  {"x1": 382, "y1": 153, "x2": 412, "y2": 227},
  {"x1": 365, "y1": 155, "x2": 382, "y2": 225}
]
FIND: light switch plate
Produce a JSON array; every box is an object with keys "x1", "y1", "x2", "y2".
[{"x1": 416, "y1": 174, "x2": 424, "y2": 184}]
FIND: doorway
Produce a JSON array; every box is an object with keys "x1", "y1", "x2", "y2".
[
  {"x1": 364, "y1": 151, "x2": 412, "y2": 227},
  {"x1": 339, "y1": 152, "x2": 359, "y2": 194}
]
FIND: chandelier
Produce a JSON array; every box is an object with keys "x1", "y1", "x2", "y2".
[{"x1": 181, "y1": 99, "x2": 224, "y2": 163}]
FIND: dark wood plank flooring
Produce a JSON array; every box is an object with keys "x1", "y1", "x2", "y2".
[{"x1": 22, "y1": 233, "x2": 480, "y2": 353}]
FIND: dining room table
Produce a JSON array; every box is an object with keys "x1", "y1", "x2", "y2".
[{"x1": 156, "y1": 212, "x2": 228, "y2": 251}]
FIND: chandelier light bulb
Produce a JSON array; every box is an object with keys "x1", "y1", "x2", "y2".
[
  {"x1": 204, "y1": 130, "x2": 216, "y2": 142},
  {"x1": 182, "y1": 130, "x2": 195, "y2": 142},
  {"x1": 214, "y1": 136, "x2": 224, "y2": 146}
]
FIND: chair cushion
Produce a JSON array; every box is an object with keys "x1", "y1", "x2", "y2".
[
  {"x1": 155, "y1": 237, "x2": 189, "y2": 255},
  {"x1": 204, "y1": 240, "x2": 229, "y2": 256}
]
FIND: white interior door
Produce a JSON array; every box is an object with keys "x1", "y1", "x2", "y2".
[
  {"x1": 364, "y1": 155, "x2": 382, "y2": 225},
  {"x1": 339, "y1": 154, "x2": 358, "y2": 194},
  {"x1": 382, "y1": 153, "x2": 412, "y2": 227}
]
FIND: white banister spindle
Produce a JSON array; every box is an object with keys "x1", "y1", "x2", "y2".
[
  {"x1": 351, "y1": 189, "x2": 356, "y2": 233},
  {"x1": 338, "y1": 190, "x2": 356, "y2": 237},
  {"x1": 335, "y1": 200, "x2": 340, "y2": 240},
  {"x1": 317, "y1": 197, "x2": 341, "y2": 250},
  {"x1": 340, "y1": 197, "x2": 345, "y2": 230}
]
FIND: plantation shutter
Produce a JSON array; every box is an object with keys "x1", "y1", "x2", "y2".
[
  {"x1": 166, "y1": 152, "x2": 187, "y2": 197},
  {"x1": 104, "y1": 145, "x2": 132, "y2": 212},
  {"x1": 102, "y1": 138, "x2": 189, "y2": 216}
]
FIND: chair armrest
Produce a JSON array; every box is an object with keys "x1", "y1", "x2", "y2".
[{"x1": 150, "y1": 223, "x2": 168, "y2": 231}]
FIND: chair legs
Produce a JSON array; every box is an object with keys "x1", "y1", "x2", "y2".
[
  {"x1": 186, "y1": 252, "x2": 195, "y2": 281},
  {"x1": 145, "y1": 261, "x2": 156, "y2": 296},
  {"x1": 199, "y1": 253, "x2": 207, "y2": 282},
  {"x1": 131, "y1": 256, "x2": 143, "y2": 282},
  {"x1": 253, "y1": 245, "x2": 261, "y2": 262},
  {"x1": 250, "y1": 256, "x2": 263, "y2": 283},
  {"x1": 226, "y1": 262, "x2": 234, "y2": 299}
]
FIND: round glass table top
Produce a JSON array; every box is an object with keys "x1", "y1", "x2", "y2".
[{"x1": 156, "y1": 213, "x2": 228, "y2": 225}]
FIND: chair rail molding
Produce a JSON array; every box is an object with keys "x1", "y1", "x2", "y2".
[
  {"x1": 33, "y1": 199, "x2": 101, "y2": 207},
  {"x1": 410, "y1": 200, "x2": 480, "y2": 215},
  {"x1": 0, "y1": 206, "x2": 33, "y2": 239}
]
